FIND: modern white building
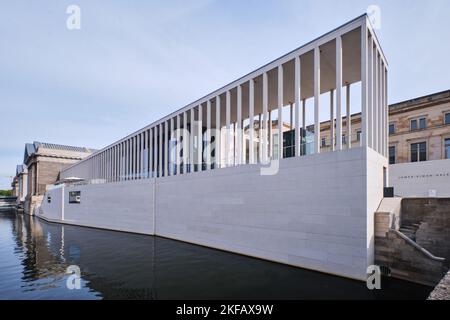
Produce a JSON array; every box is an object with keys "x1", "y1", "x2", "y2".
[{"x1": 41, "y1": 14, "x2": 389, "y2": 281}]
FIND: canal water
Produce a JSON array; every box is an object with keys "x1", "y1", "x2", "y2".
[{"x1": 0, "y1": 210, "x2": 432, "y2": 300}]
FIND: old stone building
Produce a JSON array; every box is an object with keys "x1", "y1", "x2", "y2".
[
  {"x1": 318, "y1": 89, "x2": 450, "y2": 164},
  {"x1": 23, "y1": 142, "x2": 95, "y2": 215}
]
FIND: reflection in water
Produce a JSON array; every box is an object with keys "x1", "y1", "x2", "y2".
[{"x1": 0, "y1": 210, "x2": 432, "y2": 300}]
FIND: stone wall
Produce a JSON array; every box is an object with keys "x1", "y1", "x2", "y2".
[
  {"x1": 375, "y1": 229, "x2": 445, "y2": 286},
  {"x1": 401, "y1": 198, "x2": 450, "y2": 266}
]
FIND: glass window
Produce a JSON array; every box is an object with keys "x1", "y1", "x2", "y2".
[
  {"x1": 356, "y1": 130, "x2": 361, "y2": 141},
  {"x1": 321, "y1": 138, "x2": 326, "y2": 147},
  {"x1": 445, "y1": 113, "x2": 450, "y2": 125},
  {"x1": 69, "y1": 191, "x2": 81, "y2": 204},
  {"x1": 410, "y1": 119, "x2": 417, "y2": 131},
  {"x1": 445, "y1": 139, "x2": 450, "y2": 159},
  {"x1": 389, "y1": 123, "x2": 395, "y2": 135},
  {"x1": 411, "y1": 142, "x2": 426, "y2": 162},
  {"x1": 389, "y1": 146, "x2": 396, "y2": 164},
  {"x1": 342, "y1": 135, "x2": 347, "y2": 145},
  {"x1": 419, "y1": 118, "x2": 426, "y2": 129}
]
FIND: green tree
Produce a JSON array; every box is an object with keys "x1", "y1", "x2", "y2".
[{"x1": 0, "y1": 190, "x2": 13, "y2": 197}]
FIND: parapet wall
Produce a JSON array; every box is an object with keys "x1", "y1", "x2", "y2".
[{"x1": 40, "y1": 147, "x2": 386, "y2": 281}]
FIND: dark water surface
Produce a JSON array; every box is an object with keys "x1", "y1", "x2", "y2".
[{"x1": 0, "y1": 210, "x2": 432, "y2": 300}]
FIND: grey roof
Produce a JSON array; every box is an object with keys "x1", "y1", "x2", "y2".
[
  {"x1": 23, "y1": 141, "x2": 96, "y2": 163},
  {"x1": 16, "y1": 164, "x2": 27, "y2": 175}
]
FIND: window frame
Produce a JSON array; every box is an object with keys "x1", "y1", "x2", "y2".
[
  {"x1": 388, "y1": 146, "x2": 396, "y2": 165},
  {"x1": 388, "y1": 122, "x2": 396, "y2": 135},
  {"x1": 410, "y1": 141, "x2": 427, "y2": 163},
  {"x1": 445, "y1": 113, "x2": 450, "y2": 125}
]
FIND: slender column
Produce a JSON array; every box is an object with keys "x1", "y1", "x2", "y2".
[
  {"x1": 206, "y1": 100, "x2": 212, "y2": 169},
  {"x1": 183, "y1": 112, "x2": 188, "y2": 174},
  {"x1": 150, "y1": 127, "x2": 154, "y2": 178},
  {"x1": 216, "y1": 96, "x2": 221, "y2": 168},
  {"x1": 190, "y1": 109, "x2": 195, "y2": 173},
  {"x1": 262, "y1": 72, "x2": 268, "y2": 163},
  {"x1": 258, "y1": 113, "x2": 262, "y2": 162},
  {"x1": 129, "y1": 139, "x2": 132, "y2": 179},
  {"x1": 336, "y1": 36, "x2": 343, "y2": 151},
  {"x1": 140, "y1": 133, "x2": 144, "y2": 178},
  {"x1": 330, "y1": 90, "x2": 334, "y2": 151},
  {"x1": 137, "y1": 135, "x2": 141, "y2": 179},
  {"x1": 378, "y1": 54, "x2": 382, "y2": 154},
  {"x1": 123, "y1": 142, "x2": 126, "y2": 180},
  {"x1": 314, "y1": 46, "x2": 321, "y2": 154},
  {"x1": 290, "y1": 103, "x2": 293, "y2": 131},
  {"x1": 385, "y1": 67, "x2": 388, "y2": 157},
  {"x1": 159, "y1": 124, "x2": 162, "y2": 177},
  {"x1": 118, "y1": 146, "x2": 121, "y2": 180},
  {"x1": 131, "y1": 137, "x2": 135, "y2": 180},
  {"x1": 360, "y1": 22, "x2": 369, "y2": 147},
  {"x1": 302, "y1": 99, "x2": 306, "y2": 154},
  {"x1": 268, "y1": 112, "x2": 272, "y2": 158},
  {"x1": 295, "y1": 56, "x2": 301, "y2": 157},
  {"x1": 165, "y1": 121, "x2": 169, "y2": 176},
  {"x1": 197, "y1": 104, "x2": 203, "y2": 171},
  {"x1": 133, "y1": 138, "x2": 136, "y2": 179},
  {"x1": 226, "y1": 91, "x2": 231, "y2": 167},
  {"x1": 169, "y1": 118, "x2": 174, "y2": 176},
  {"x1": 278, "y1": 65, "x2": 284, "y2": 159},
  {"x1": 144, "y1": 130, "x2": 148, "y2": 178},
  {"x1": 112, "y1": 146, "x2": 115, "y2": 182},
  {"x1": 249, "y1": 80, "x2": 255, "y2": 164},
  {"x1": 346, "y1": 85, "x2": 351, "y2": 149},
  {"x1": 368, "y1": 35, "x2": 373, "y2": 149},
  {"x1": 236, "y1": 85, "x2": 242, "y2": 165},
  {"x1": 374, "y1": 45, "x2": 379, "y2": 151},
  {"x1": 175, "y1": 115, "x2": 180, "y2": 174}
]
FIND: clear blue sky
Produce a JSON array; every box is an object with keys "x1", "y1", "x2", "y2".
[{"x1": 1, "y1": 0, "x2": 450, "y2": 189}]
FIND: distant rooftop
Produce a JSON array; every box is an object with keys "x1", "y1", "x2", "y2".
[
  {"x1": 23, "y1": 141, "x2": 96, "y2": 163},
  {"x1": 390, "y1": 89, "x2": 450, "y2": 113}
]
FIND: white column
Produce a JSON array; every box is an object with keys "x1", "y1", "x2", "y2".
[
  {"x1": 216, "y1": 96, "x2": 221, "y2": 168},
  {"x1": 190, "y1": 109, "x2": 195, "y2": 173},
  {"x1": 302, "y1": 99, "x2": 306, "y2": 154},
  {"x1": 144, "y1": 130, "x2": 148, "y2": 178},
  {"x1": 158, "y1": 124, "x2": 162, "y2": 177},
  {"x1": 385, "y1": 66, "x2": 388, "y2": 157},
  {"x1": 374, "y1": 45, "x2": 379, "y2": 152},
  {"x1": 137, "y1": 135, "x2": 141, "y2": 179},
  {"x1": 295, "y1": 56, "x2": 301, "y2": 157},
  {"x1": 169, "y1": 118, "x2": 174, "y2": 176},
  {"x1": 278, "y1": 65, "x2": 283, "y2": 159},
  {"x1": 336, "y1": 36, "x2": 343, "y2": 151},
  {"x1": 237, "y1": 85, "x2": 242, "y2": 165},
  {"x1": 249, "y1": 80, "x2": 255, "y2": 164},
  {"x1": 164, "y1": 121, "x2": 169, "y2": 176},
  {"x1": 131, "y1": 137, "x2": 135, "y2": 180},
  {"x1": 176, "y1": 115, "x2": 180, "y2": 175},
  {"x1": 198, "y1": 104, "x2": 203, "y2": 171},
  {"x1": 314, "y1": 46, "x2": 321, "y2": 154},
  {"x1": 346, "y1": 85, "x2": 351, "y2": 149},
  {"x1": 360, "y1": 22, "x2": 369, "y2": 147},
  {"x1": 378, "y1": 54, "x2": 383, "y2": 154},
  {"x1": 183, "y1": 112, "x2": 188, "y2": 174},
  {"x1": 262, "y1": 72, "x2": 268, "y2": 163},
  {"x1": 368, "y1": 35, "x2": 373, "y2": 149},
  {"x1": 258, "y1": 113, "x2": 262, "y2": 162},
  {"x1": 150, "y1": 128, "x2": 154, "y2": 178},
  {"x1": 206, "y1": 100, "x2": 212, "y2": 170},
  {"x1": 330, "y1": 89, "x2": 334, "y2": 151},
  {"x1": 119, "y1": 144, "x2": 122, "y2": 180},
  {"x1": 226, "y1": 91, "x2": 231, "y2": 167},
  {"x1": 268, "y1": 111, "x2": 272, "y2": 158}
]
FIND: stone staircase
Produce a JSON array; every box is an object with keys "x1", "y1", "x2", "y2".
[{"x1": 399, "y1": 222, "x2": 422, "y2": 241}]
